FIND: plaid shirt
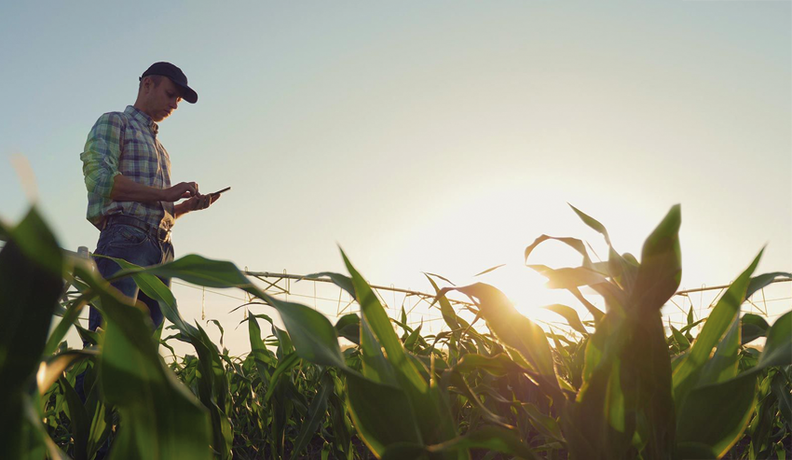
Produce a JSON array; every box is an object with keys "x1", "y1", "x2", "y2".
[{"x1": 80, "y1": 105, "x2": 174, "y2": 231}]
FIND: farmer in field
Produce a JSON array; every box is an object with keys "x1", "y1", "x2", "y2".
[{"x1": 80, "y1": 62, "x2": 219, "y2": 332}]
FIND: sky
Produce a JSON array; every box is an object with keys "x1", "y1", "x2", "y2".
[{"x1": 1, "y1": 1, "x2": 790, "y2": 355}]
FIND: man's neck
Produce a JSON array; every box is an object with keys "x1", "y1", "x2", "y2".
[{"x1": 133, "y1": 101, "x2": 154, "y2": 120}]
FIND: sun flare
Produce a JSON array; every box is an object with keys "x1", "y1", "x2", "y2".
[{"x1": 480, "y1": 263, "x2": 594, "y2": 329}]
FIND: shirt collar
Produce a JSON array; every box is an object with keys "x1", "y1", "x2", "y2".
[{"x1": 125, "y1": 105, "x2": 159, "y2": 135}]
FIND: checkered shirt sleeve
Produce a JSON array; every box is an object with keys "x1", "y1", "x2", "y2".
[{"x1": 80, "y1": 113, "x2": 125, "y2": 223}]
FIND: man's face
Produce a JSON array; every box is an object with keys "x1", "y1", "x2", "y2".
[{"x1": 142, "y1": 77, "x2": 182, "y2": 122}]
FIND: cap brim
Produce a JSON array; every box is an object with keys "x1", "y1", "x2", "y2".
[{"x1": 175, "y1": 83, "x2": 198, "y2": 104}]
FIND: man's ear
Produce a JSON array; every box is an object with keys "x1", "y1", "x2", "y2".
[{"x1": 140, "y1": 76, "x2": 154, "y2": 93}]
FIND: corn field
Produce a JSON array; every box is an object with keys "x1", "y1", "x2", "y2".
[{"x1": 1, "y1": 204, "x2": 790, "y2": 459}]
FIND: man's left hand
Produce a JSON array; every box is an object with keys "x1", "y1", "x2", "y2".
[{"x1": 186, "y1": 193, "x2": 219, "y2": 211}]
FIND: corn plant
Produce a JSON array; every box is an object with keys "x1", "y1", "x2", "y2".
[{"x1": 1, "y1": 204, "x2": 790, "y2": 460}]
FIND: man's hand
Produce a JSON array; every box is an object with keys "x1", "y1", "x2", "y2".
[
  {"x1": 174, "y1": 192, "x2": 220, "y2": 219},
  {"x1": 162, "y1": 182, "x2": 199, "y2": 202},
  {"x1": 185, "y1": 193, "x2": 219, "y2": 211}
]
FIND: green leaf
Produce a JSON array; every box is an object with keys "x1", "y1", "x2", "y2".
[
  {"x1": 359, "y1": 314, "x2": 397, "y2": 383},
  {"x1": 452, "y1": 353, "x2": 524, "y2": 377},
  {"x1": 565, "y1": 206, "x2": 638, "y2": 293},
  {"x1": 745, "y1": 272, "x2": 792, "y2": 300},
  {"x1": 21, "y1": 393, "x2": 69, "y2": 460},
  {"x1": 290, "y1": 373, "x2": 333, "y2": 460},
  {"x1": 771, "y1": 372, "x2": 792, "y2": 430},
  {"x1": 96, "y1": 254, "x2": 198, "y2": 338},
  {"x1": 452, "y1": 283, "x2": 559, "y2": 392},
  {"x1": 565, "y1": 350, "x2": 633, "y2": 459},
  {"x1": 345, "y1": 372, "x2": 423, "y2": 456},
  {"x1": 335, "y1": 313, "x2": 360, "y2": 345},
  {"x1": 567, "y1": 286, "x2": 606, "y2": 322},
  {"x1": 446, "y1": 370, "x2": 513, "y2": 428},
  {"x1": 272, "y1": 324, "x2": 294, "y2": 357},
  {"x1": 404, "y1": 323, "x2": 423, "y2": 351},
  {"x1": 37, "y1": 349, "x2": 98, "y2": 395},
  {"x1": 263, "y1": 352, "x2": 300, "y2": 402},
  {"x1": 304, "y1": 271, "x2": 357, "y2": 299},
  {"x1": 543, "y1": 304, "x2": 589, "y2": 335},
  {"x1": 568, "y1": 204, "x2": 612, "y2": 246},
  {"x1": 524, "y1": 234, "x2": 593, "y2": 269},
  {"x1": 572, "y1": 288, "x2": 676, "y2": 460},
  {"x1": 0, "y1": 210, "x2": 63, "y2": 460},
  {"x1": 88, "y1": 279, "x2": 213, "y2": 460},
  {"x1": 343, "y1": 250, "x2": 459, "y2": 451},
  {"x1": 44, "y1": 294, "x2": 90, "y2": 356},
  {"x1": 91, "y1": 255, "x2": 236, "y2": 457},
  {"x1": 247, "y1": 313, "x2": 274, "y2": 382},
  {"x1": 59, "y1": 376, "x2": 90, "y2": 460},
  {"x1": 7, "y1": 207, "x2": 64, "y2": 276},
  {"x1": 113, "y1": 254, "x2": 251, "y2": 288},
  {"x1": 754, "y1": 310, "x2": 792, "y2": 371},
  {"x1": 426, "y1": 275, "x2": 460, "y2": 332},
  {"x1": 673, "y1": 250, "x2": 762, "y2": 404},
  {"x1": 630, "y1": 204, "x2": 682, "y2": 313},
  {"x1": 523, "y1": 402, "x2": 564, "y2": 442},
  {"x1": 528, "y1": 265, "x2": 609, "y2": 290},
  {"x1": 206, "y1": 319, "x2": 225, "y2": 348},
  {"x1": 740, "y1": 313, "x2": 769, "y2": 345},
  {"x1": 256, "y1": 292, "x2": 346, "y2": 368},
  {"x1": 676, "y1": 373, "x2": 758, "y2": 458},
  {"x1": 670, "y1": 326, "x2": 691, "y2": 351},
  {"x1": 698, "y1": 315, "x2": 740, "y2": 385}
]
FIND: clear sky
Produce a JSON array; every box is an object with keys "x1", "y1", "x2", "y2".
[{"x1": 1, "y1": 1, "x2": 790, "y2": 354}]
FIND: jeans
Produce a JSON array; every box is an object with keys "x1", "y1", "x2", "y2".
[{"x1": 87, "y1": 222, "x2": 175, "y2": 336}]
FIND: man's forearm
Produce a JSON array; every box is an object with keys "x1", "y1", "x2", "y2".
[{"x1": 110, "y1": 174, "x2": 165, "y2": 202}]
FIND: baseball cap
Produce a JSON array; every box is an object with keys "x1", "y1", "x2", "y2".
[{"x1": 140, "y1": 62, "x2": 198, "y2": 104}]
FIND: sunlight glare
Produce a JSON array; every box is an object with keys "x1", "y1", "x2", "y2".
[{"x1": 480, "y1": 263, "x2": 587, "y2": 328}]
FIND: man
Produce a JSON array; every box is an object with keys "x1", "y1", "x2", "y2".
[{"x1": 80, "y1": 61, "x2": 218, "y2": 332}]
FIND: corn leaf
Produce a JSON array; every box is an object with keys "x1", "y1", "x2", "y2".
[
  {"x1": 528, "y1": 265, "x2": 609, "y2": 290},
  {"x1": 698, "y1": 315, "x2": 741, "y2": 385},
  {"x1": 630, "y1": 205, "x2": 682, "y2": 313},
  {"x1": 255, "y1": 292, "x2": 346, "y2": 368},
  {"x1": 740, "y1": 314, "x2": 769, "y2": 345},
  {"x1": 753, "y1": 310, "x2": 792, "y2": 371},
  {"x1": 676, "y1": 373, "x2": 758, "y2": 458},
  {"x1": 543, "y1": 304, "x2": 589, "y2": 335},
  {"x1": 673, "y1": 250, "x2": 761, "y2": 404},
  {"x1": 745, "y1": 272, "x2": 792, "y2": 300},
  {"x1": 37, "y1": 349, "x2": 97, "y2": 395},
  {"x1": 290, "y1": 373, "x2": 333, "y2": 460},
  {"x1": 524, "y1": 234, "x2": 593, "y2": 269},
  {"x1": 452, "y1": 353, "x2": 524, "y2": 377},
  {"x1": 0, "y1": 209, "x2": 63, "y2": 460},
  {"x1": 345, "y1": 372, "x2": 423, "y2": 456},
  {"x1": 343, "y1": 250, "x2": 460, "y2": 451},
  {"x1": 452, "y1": 283, "x2": 559, "y2": 392},
  {"x1": 88, "y1": 283, "x2": 213, "y2": 459}
]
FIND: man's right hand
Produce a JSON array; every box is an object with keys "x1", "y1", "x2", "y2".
[{"x1": 162, "y1": 182, "x2": 199, "y2": 202}]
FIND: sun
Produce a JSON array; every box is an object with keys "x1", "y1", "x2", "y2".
[{"x1": 476, "y1": 261, "x2": 599, "y2": 334}]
